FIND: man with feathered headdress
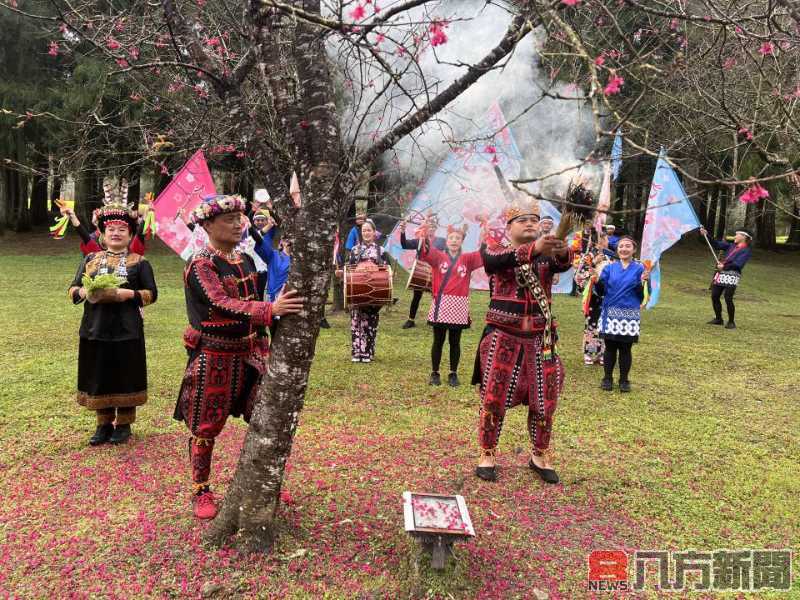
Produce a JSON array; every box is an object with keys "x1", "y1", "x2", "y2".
[{"x1": 472, "y1": 195, "x2": 572, "y2": 484}]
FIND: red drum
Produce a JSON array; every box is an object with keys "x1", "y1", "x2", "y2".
[
  {"x1": 405, "y1": 259, "x2": 432, "y2": 293},
  {"x1": 344, "y1": 265, "x2": 394, "y2": 308}
]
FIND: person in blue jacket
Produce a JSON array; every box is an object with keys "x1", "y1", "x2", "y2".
[
  {"x1": 594, "y1": 236, "x2": 650, "y2": 393},
  {"x1": 604, "y1": 224, "x2": 620, "y2": 252},
  {"x1": 700, "y1": 227, "x2": 753, "y2": 329},
  {"x1": 251, "y1": 217, "x2": 292, "y2": 337},
  {"x1": 345, "y1": 213, "x2": 365, "y2": 251}
]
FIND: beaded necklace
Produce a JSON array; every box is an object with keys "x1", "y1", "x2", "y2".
[
  {"x1": 98, "y1": 249, "x2": 128, "y2": 278},
  {"x1": 208, "y1": 244, "x2": 241, "y2": 263}
]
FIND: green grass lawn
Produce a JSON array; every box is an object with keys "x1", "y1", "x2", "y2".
[{"x1": 0, "y1": 232, "x2": 798, "y2": 598}]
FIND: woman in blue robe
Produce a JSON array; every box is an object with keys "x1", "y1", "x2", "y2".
[{"x1": 594, "y1": 236, "x2": 650, "y2": 392}]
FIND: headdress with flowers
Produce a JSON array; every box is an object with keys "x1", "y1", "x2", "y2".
[{"x1": 191, "y1": 194, "x2": 247, "y2": 225}]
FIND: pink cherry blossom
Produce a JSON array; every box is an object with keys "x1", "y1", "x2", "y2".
[
  {"x1": 562, "y1": 0, "x2": 580, "y2": 5},
  {"x1": 723, "y1": 57, "x2": 736, "y2": 70},
  {"x1": 106, "y1": 37, "x2": 121, "y2": 50},
  {"x1": 47, "y1": 41, "x2": 59, "y2": 57},
  {"x1": 739, "y1": 183, "x2": 769, "y2": 204},
  {"x1": 350, "y1": 4, "x2": 365, "y2": 20},
  {"x1": 429, "y1": 21, "x2": 448, "y2": 47},
  {"x1": 758, "y1": 41, "x2": 775, "y2": 56},
  {"x1": 594, "y1": 55, "x2": 605, "y2": 66},
  {"x1": 737, "y1": 127, "x2": 753, "y2": 140},
  {"x1": 604, "y1": 75, "x2": 624, "y2": 95}
]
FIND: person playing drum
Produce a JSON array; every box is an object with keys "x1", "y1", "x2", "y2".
[
  {"x1": 337, "y1": 219, "x2": 388, "y2": 363},
  {"x1": 399, "y1": 215, "x2": 445, "y2": 330},
  {"x1": 418, "y1": 223, "x2": 483, "y2": 387}
]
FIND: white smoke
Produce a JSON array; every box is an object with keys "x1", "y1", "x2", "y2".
[{"x1": 333, "y1": 0, "x2": 600, "y2": 198}]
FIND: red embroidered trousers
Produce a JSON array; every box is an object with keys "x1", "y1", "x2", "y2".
[
  {"x1": 177, "y1": 343, "x2": 266, "y2": 486},
  {"x1": 476, "y1": 327, "x2": 564, "y2": 453}
]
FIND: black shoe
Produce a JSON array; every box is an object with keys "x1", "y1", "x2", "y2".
[
  {"x1": 725, "y1": 321, "x2": 736, "y2": 329},
  {"x1": 109, "y1": 424, "x2": 132, "y2": 445},
  {"x1": 707, "y1": 318, "x2": 724, "y2": 325},
  {"x1": 402, "y1": 320, "x2": 416, "y2": 329},
  {"x1": 448, "y1": 372, "x2": 459, "y2": 387},
  {"x1": 89, "y1": 424, "x2": 114, "y2": 446},
  {"x1": 319, "y1": 319, "x2": 331, "y2": 329},
  {"x1": 600, "y1": 378, "x2": 613, "y2": 391},
  {"x1": 429, "y1": 372, "x2": 441, "y2": 386},
  {"x1": 619, "y1": 380, "x2": 631, "y2": 393},
  {"x1": 475, "y1": 466, "x2": 497, "y2": 481},
  {"x1": 528, "y1": 459, "x2": 560, "y2": 484}
]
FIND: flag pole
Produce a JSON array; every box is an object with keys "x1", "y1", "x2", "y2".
[{"x1": 701, "y1": 231, "x2": 720, "y2": 263}]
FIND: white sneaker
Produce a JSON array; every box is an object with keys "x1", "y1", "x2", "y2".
[
  {"x1": 351, "y1": 357, "x2": 360, "y2": 362},
  {"x1": 361, "y1": 358, "x2": 371, "y2": 363}
]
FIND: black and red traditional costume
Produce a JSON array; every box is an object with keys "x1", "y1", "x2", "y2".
[
  {"x1": 67, "y1": 194, "x2": 157, "y2": 445},
  {"x1": 472, "y1": 239, "x2": 573, "y2": 464},
  {"x1": 174, "y1": 195, "x2": 273, "y2": 499}
]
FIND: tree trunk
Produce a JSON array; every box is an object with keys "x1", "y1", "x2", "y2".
[
  {"x1": 75, "y1": 170, "x2": 104, "y2": 224},
  {"x1": 755, "y1": 199, "x2": 776, "y2": 250},
  {"x1": 0, "y1": 168, "x2": 7, "y2": 234},
  {"x1": 30, "y1": 162, "x2": 49, "y2": 226},
  {"x1": 236, "y1": 173, "x2": 254, "y2": 202},
  {"x1": 127, "y1": 166, "x2": 142, "y2": 209},
  {"x1": 716, "y1": 186, "x2": 728, "y2": 238},
  {"x1": 701, "y1": 186, "x2": 715, "y2": 229},
  {"x1": 787, "y1": 175, "x2": 800, "y2": 246},
  {"x1": 51, "y1": 174, "x2": 62, "y2": 206},
  {"x1": 10, "y1": 168, "x2": 31, "y2": 232},
  {"x1": 203, "y1": 4, "x2": 346, "y2": 552}
]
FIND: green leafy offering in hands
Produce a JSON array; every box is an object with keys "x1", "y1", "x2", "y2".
[{"x1": 82, "y1": 273, "x2": 127, "y2": 295}]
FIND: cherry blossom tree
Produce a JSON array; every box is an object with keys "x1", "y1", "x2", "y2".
[{"x1": 1, "y1": 0, "x2": 547, "y2": 550}]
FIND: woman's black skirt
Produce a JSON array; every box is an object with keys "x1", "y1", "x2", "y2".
[{"x1": 77, "y1": 337, "x2": 148, "y2": 409}]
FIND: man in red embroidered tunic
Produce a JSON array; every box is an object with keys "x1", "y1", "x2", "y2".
[
  {"x1": 174, "y1": 194, "x2": 304, "y2": 519},
  {"x1": 472, "y1": 198, "x2": 572, "y2": 484}
]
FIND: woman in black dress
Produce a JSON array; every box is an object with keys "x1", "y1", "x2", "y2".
[{"x1": 68, "y1": 194, "x2": 158, "y2": 445}]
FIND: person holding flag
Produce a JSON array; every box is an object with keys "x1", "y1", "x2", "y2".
[
  {"x1": 700, "y1": 227, "x2": 753, "y2": 329},
  {"x1": 640, "y1": 149, "x2": 701, "y2": 309}
]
